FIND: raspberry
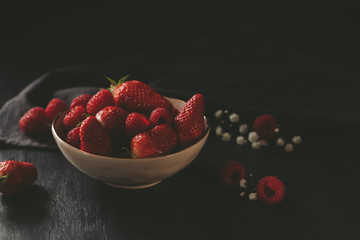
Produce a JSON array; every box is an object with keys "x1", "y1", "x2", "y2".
[
  {"x1": 252, "y1": 114, "x2": 277, "y2": 139},
  {"x1": 256, "y1": 176, "x2": 285, "y2": 205},
  {"x1": 219, "y1": 160, "x2": 246, "y2": 187}
]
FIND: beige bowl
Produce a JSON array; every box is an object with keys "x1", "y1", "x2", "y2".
[{"x1": 51, "y1": 97, "x2": 210, "y2": 189}]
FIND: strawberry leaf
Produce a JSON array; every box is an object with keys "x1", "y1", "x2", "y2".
[
  {"x1": 0, "y1": 173, "x2": 8, "y2": 185},
  {"x1": 105, "y1": 74, "x2": 130, "y2": 93},
  {"x1": 118, "y1": 74, "x2": 130, "y2": 84},
  {"x1": 104, "y1": 74, "x2": 118, "y2": 86}
]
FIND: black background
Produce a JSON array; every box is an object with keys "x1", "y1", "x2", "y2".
[{"x1": 1, "y1": 4, "x2": 360, "y2": 240}]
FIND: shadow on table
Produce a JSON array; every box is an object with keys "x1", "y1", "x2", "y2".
[{"x1": 1, "y1": 185, "x2": 50, "y2": 224}]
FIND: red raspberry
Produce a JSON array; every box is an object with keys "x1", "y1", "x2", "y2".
[
  {"x1": 62, "y1": 106, "x2": 87, "y2": 131},
  {"x1": 125, "y1": 112, "x2": 150, "y2": 139},
  {"x1": 70, "y1": 94, "x2": 92, "y2": 109},
  {"x1": 45, "y1": 98, "x2": 68, "y2": 122},
  {"x1": 19, "y1": 107, "x2": 49, "y2": 135},
  {"x1": 219, "y1": 160, "x2": 246, "y2": 187},
  {"x1": 257, "y1": 176, "x2": 285, "y2": 205},
  {"x1": 66, "y1": 126, "x2": 81, "y2": 148},
  {"x1": 149, "y1": 107, "x2": 173, "y2": 127},
  {"x1": 252, "y1": 114, "x2": 277, "y2": 139}
]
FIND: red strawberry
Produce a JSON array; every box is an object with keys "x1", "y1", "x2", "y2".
[
  {"x1": 125, "y1": 112, "x2": 150, "y2": 139},
  {"x1": 86, "y1": 89, "x2": 115, "y2": 116},
  {"x1": 19, "y1": 107, "x2": 49, "y2": 135},
  {"x1": 66, "y1": 126, "x2": 81, "y2": 148},
  {"x1": 70, "y1": 94, "x2": 92, "y2": 109},
  {"x1": 131, "y1": 124, "x2": 178, "y2": 158},
  {"x1": 219, "y1": 160, "x2": 246, "y2": 187},
  {"x1": 45, "y1": 98, "x2": 68, "y2": 122},
  {"x1": 257, "y1": 176, "x2": 285, "y2": 205},
  {"x1": 95, "y1": 106, "x2": 128, "y2": 137},
  {"x1": 172, "y1": 107, "x2": 180, "y2": 118},
  {"x1": 80, "y1": 116, "x2": 113, "y2": 156},
  {"x1": 0, "y1": 160, "x2": 37, "y2": 195},
  {"x1": 62, "y1": 106, "x2": 87, "y2": 131},
  {"x1": 252, "y1": 114, "x2": 277, "y2": 139},
  {"x1": 109, "y1": 76, "x2": 172, "y2": 115},
  {"x1": 149, "y1": 107, "x2": 173, "y2": 127},
  {"x1": 174, "y1": 94, "x2": 205, "y2": 146}
]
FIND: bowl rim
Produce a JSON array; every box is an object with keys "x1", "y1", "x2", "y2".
[{"x1": 51, "y1": 97, "x2": 210, "y2": 161}]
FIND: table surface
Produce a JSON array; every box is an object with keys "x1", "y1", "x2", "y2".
[{"x1": 1, "y1": 5, "x2": 360, "y2": 240}]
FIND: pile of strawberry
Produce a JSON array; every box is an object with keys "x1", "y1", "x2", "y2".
[{"x1": 19, "y1": 75, "x2": 206, "y2": 158}]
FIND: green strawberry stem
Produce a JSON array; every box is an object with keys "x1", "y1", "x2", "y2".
[
  {"x1": 0, "y1": 173, "x2": 8, "y2": 185},
  {"x1": 105, "y1": 74, "x2": 130, "y2": 93}
]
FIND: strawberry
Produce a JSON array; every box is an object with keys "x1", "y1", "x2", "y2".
[
  {"x1": 125, "y1": 112, "x2": 150, "y2": 139},
  {"x1": 252, "y1": 114, "x2": 277, "y2": 139},
  {"x1": 0, "y1": 160, "x2": 37, "y2": 195},
  {"x1": 108, "y1": 75, "x2": 172, "y2": 115},
  {"x1": 131, "y1": 124, "x2": 178, "y2": 158},
  {"x1": 257, "y1": 176, "x2": 285, "y2": 205},
  {"x1": 86, "y1": 89, "x2": 115, "y2": 116},
  {"x1": 45, "y1": 98, "x2": 68, "y2": 122},
  {"x1": 95, "y1": 106, "x2": 128, "y2": 137},
  {"x1": 19, "y1": 107, "x2": 49, "y2": 135},
  {"x1": 172, "y1": 107, "x2": 180, "y2": 118},
  {"x1": 62, "y1": 106, "x2": 87, "y2": 131},
  {"x1": 70, "y1": 94, "x2": 92, "y2": 109},
  {"x1": 66, "y1": 126, "x2": 81, "y2": 148},
  {"x1": 80, "y1": 116, "x2": 113, "y2": 156},
  {"x1": 219, "y1": 160, "x2": 246, "y2": 187},
  {"x1": 174, "y1": 93, "x2": 205, "y2": 146},
  {"x1": 149, "y1": 107, "x2": 173, "y2": 127}
]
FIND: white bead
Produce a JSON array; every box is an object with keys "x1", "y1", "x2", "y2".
[
  {"x1": 214, "y1": 110, "x2": 223, "y2": 119},
  {"x1": 292, "y1": 136, "x2": 302, "y2": 144},
  {"x1": 239, "y1": 124, "x2": 248, "y2": 134},
  {"x1": 215, "y1": 126, "x2": 223, "y2": 136},
  {"x1": 236, "y1": 136, "x2": 247, "y2": 146},
  {"x1": 260, "y1": 139, "x2": 268, "y2": 147},
  {"x1": 229, "y1": 113, "x2": 240, "y2": 123},
  {"x1": 276, "y1": 138, "x2": 285, "y2": 147},
  {"x1": 221, "y1": 132, "x2": 231, "y2": 142},
  {"x1": 248, "y1": 192, "x2": 258, "y2": 201},
  {"x1": 239, "y1": 179, "x2": 247, "y2": 188},
  {"x1": 240, "y1": 192, "x2": 246, "y2": 197},
  {"x1": 248, "y1": 131, "x2": 259, "y2": 143},
  {"x1": 251, "y1": 141, "x2": 262, "y2": 150},
  {"x1": 284, "y1": 143, "x2": 294, "y2": 152}
]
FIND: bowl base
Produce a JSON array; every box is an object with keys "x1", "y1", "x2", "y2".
[{"x1": 103, "y1": 181, "x2": 162, "y2": 189}]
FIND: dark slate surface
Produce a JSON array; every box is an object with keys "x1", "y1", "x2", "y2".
[{"x1": 1, "y1": 5, "x2": 360, "y2": 240}]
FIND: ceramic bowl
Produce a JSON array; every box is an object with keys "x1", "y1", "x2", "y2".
[{"x1": 51, "y1": 97, "x2": 210, "y2": 189}]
